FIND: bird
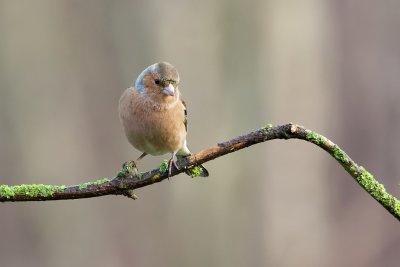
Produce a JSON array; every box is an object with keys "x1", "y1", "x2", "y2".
[{"x1": 118, "y1": 62, "x2": 209, "y2": 177}]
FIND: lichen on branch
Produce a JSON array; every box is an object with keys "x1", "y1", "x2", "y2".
[{"x1": 1, "y1": 123, "x2": 399, "y2": 221}]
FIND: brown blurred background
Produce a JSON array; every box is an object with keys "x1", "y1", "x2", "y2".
[{"x1": 1, "y1": 1, "x2": 399, "y2": 266}]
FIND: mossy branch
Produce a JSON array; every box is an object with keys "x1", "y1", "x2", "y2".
[{"x1": 1, "y1": 123, "x2": 399, "y2": 221}]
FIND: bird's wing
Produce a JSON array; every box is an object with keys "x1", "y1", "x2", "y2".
[{"x1": 182, "y1": 99, "x2": 188, "y2": 132}]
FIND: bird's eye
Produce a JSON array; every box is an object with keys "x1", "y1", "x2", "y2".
[{"x1": 154, "y1": 79, "x2": 161, "y2": 85}]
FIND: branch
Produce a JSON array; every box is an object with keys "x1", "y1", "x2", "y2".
[{"x1": 1, "y1": 123, "x2": 399, "y2": 221}]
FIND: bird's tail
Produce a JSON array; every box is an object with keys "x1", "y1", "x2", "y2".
[
  {"x1": 184, "y1": 164, "x2": 209, "y2": 177},
  {"x1": 177, "y1": 148, "x2": 209, "y2": 177}
]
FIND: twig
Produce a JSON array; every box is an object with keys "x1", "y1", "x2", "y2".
[{"x1": 1, "y1": 123, "x2": 399, "y2": 221}]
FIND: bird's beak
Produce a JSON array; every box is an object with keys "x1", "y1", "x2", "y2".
[{"x1": 163, "y1": 84, "x2": 175, "y2": 96}]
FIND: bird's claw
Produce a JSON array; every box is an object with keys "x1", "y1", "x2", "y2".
[
  {"x1": 132, "y1": 163, "x2": 139, "y2": 176},
  {"x1": 121, "y1": 160, "x2": 139, "y2": 176},
  {"x1": 168, "y1": 153, "x2": 180, "y2": 177},
  {"x1": 133, "y1": 161, "x2": 140, "y2": 174}
]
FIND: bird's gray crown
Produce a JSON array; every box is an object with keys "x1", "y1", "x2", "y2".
[{"x1": 135, "y1": 62, "x2": 179, "y2": 94}]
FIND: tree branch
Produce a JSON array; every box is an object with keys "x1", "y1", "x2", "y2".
[{"x1": 1, "y1": 123, "x2": 399, "y2": 221}]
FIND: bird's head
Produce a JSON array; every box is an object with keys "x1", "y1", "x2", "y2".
[{"x1": 135, "y1": 62, "x2": 180, "y2": 101}]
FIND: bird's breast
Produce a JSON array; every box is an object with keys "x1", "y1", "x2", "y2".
[{"x1": 119, "y1": 89, "x2": 186, "y2": 155}]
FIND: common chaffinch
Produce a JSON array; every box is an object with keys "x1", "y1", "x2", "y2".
[{"x1": 118, "y1": 62, "x2": 209, "y2": 177}]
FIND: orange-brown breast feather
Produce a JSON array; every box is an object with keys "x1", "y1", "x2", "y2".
[{"x1": 118, "y1": 87, "x2": 187, "y2": 156}]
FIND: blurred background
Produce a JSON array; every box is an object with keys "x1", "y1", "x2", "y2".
[{"x1": 0, "y1": 0, "x2": 399, "y2": 266}]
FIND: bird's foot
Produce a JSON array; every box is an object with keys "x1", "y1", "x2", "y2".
[
  {"x1": 132, "y1": 161, "x2": 140, "y2": 176},
  {"x1": 168, "y1": 153, "x2": 180, "y2": 177},
  {"x1": 122, "y1": 160, "x2": 139, "y2": 176}
]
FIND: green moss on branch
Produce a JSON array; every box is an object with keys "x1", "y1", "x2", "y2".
[
  {"x1": 0, "y1": 123, "x2": 399, "y2": 222},
  {"x1": 0, "y1": 184, "x2": 66, "y2": 199}
]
